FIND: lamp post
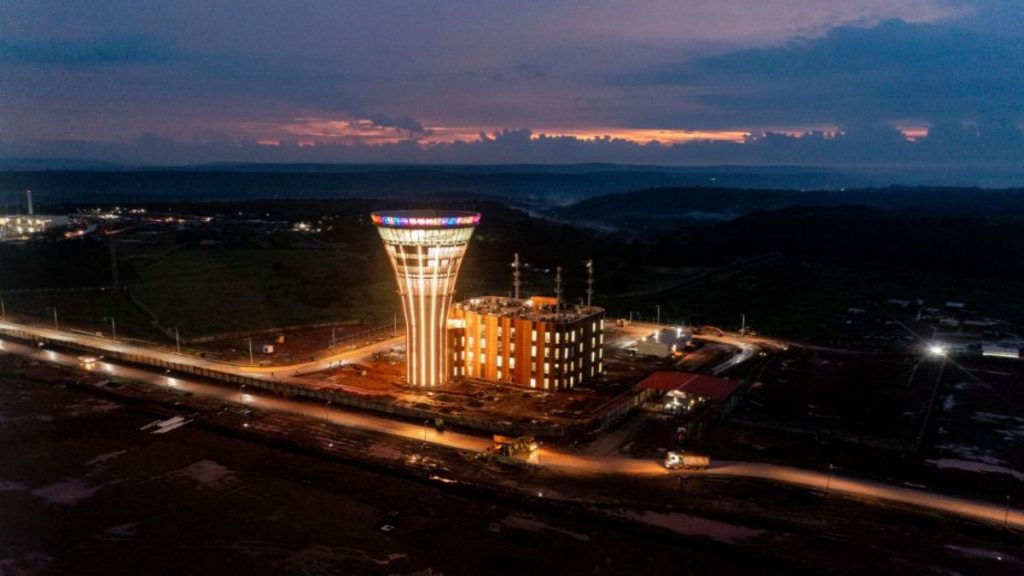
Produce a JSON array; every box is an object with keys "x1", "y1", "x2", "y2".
[
  {"x1": 423, "y1": 419, "x2": 431, "y2": 443},
  {"x1": 104, "y1": 316, "x2": 116, "y2": 341},
  {"x1": 656, "y1": 305, "x2": 661, "y2": 326},
  {"x1": 1, "y1": 297, "x2": 5, "y2": 319},
  {"x1": 826, "y1": 464, "x2": 840, "y2": 494},
  {"x1": 239, "y1": 384, "x2": 245, "y2": 405},
  {"x1": 45, "y1": 307, "x2": 58, "y2": 331},
  {"x1": 164, "y1": 369, "x2": 171, "y2": 393},
  {"x1": 248, "y1": 337, "x2": 255, "y2": 366},
  {"x1": 172, "y1": 327, "x2": 181, "y2": 354}
]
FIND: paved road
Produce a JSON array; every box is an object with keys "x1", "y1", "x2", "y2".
[
  {"x1": 0, "y1": 318, "x2": 402, "y2": 384},
  {"x1": 0, "y1": 337, "x2": 492, "y2": 452},
  {"x1": 1, "y1": 322, "x2": 1021, "y2": 531}
]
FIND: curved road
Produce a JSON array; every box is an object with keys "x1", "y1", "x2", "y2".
[{"x1": 1, "y1": 323, "x2": 1021, "y2": 531}]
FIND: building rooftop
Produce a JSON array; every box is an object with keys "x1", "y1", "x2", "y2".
[
  {"x1": 454, "y1": 295, "x2": 603, "y2": 324},
  {"x1": 636, "y1": 371, "x2": 739, "y2": 401}
]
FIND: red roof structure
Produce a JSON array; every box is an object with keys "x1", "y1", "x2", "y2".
[{"x1": 636, "y1": 372, "x2": 739, "y2": 401}]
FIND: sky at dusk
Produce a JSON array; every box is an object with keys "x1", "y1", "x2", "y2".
[{"x1": 1, "y1": 0, "x2": 1022, "y2": 172}]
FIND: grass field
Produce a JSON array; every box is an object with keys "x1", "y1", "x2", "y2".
[
  {"x1": 606, "y1": 256, "x2": 1024, "y2": 345},
  {"x1": 128, "y1": 247, "x2": 401, "y2": 337},
  {"x1": 1, "y1": 289, "x2": 160, "y2": 341}
]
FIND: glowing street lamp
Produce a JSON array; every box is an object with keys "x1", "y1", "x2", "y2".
[
  {"x1": 45, "y1": 307, "x2": 59, "y2": 331},
  {"x1": 104, "y1": 316, "x2": 116, "y2": 341},
  {"x1": 826, "y1": 463, "x2": 840, "y2": 494},
  {"x1": 372, "y1": 210, "x2": 480, "y2": 387}
]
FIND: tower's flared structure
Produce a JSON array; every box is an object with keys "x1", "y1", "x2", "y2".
[{"x1": 372, "y1": 210, "x2": 480, "y2": 386}]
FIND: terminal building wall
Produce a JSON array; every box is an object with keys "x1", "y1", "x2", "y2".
[{"x1": 450, "y1": 296, "x2": 604, "y2": 391}]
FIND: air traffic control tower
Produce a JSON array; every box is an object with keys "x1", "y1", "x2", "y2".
[{"x1": 372, "y1": 210, "x2": 480, "y2": 387}]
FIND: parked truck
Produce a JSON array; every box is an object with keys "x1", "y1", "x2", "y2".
[
  {"x1": 487, "y1": 435, "x2": 538, "y2": 457},
  {"x1": 663, "y1": 451, "x2": 710, "y2": 470}
]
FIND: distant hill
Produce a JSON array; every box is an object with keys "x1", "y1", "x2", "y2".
[
  {"x1": 662, "y1": 204, "x2": 1024, "y2": 281},
  {"x1": 554, "y1": 186, "x2": 1024, "y2": 235},
  {"x1": 0, "y1": 165, "x2": 864, "y2": 208}
]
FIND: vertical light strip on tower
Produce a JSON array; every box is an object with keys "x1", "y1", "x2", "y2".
[{"x1": 372, "y1": 210, "x2": 480, "y2": 387}]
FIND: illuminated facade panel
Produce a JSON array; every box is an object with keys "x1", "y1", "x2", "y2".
[
  {"x1": 373, "y1": 210, "x2": 479, "y2": 387},
  {"x1": 450, "y1": 296, "x2": 605, "y2": 391}
]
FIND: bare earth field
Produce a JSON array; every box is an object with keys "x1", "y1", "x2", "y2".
[
  {"x1": 2, "y1": 355, "x2": 1022, "y2": 575},
  {"x1": 0, "y1": 363, "x2": 738, "y2": 576}
]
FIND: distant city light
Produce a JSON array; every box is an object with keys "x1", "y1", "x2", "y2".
[{"x1": 928, "y1": 344, "x2": 948, "y2": 357}]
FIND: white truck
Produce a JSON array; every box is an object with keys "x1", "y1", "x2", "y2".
[{"x1": 663, "y1": 451, "x2": 710, "y2": 470}]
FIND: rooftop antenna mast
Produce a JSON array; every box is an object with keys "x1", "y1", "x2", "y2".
[
  {"x1": 586, "y1": 259, "x2": 594, "y2": 307},
  {"x1": 109, "y1": 238, "x2": 119, "y2": 289},
  {"x1": 555, "y1": 266, "x2": 563, "y2": 313},
  {"x1": 512, "y1": 253, "x2": 521, "y2": 300}
]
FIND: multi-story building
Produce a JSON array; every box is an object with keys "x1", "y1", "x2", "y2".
[
  {"x1": 449, "y1": 295, "x2": 604, "y2": 391},
  {"x1": 372, "y1": 210, "x2": 480, "y2": 387}
]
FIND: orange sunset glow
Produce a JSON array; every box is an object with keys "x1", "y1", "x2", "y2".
[{"x1": 243, "y1": 117, "x2": 757, "y2": 146}]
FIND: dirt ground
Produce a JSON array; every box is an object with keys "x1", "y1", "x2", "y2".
[
  {"x1": 186, "y1": 324, "x2": 386, "y2": 365},
  {"x1": 2, "y1": 355, "x2": 1023, "y2": 575},
  {"x1": 923, "y1": 353, "x2": 1024, "y2": 499},
  {"x1": 735, "y1": 349, "x2": 936, "y2": 443},
  {"x1": 0, "y1": 360, "x2": 749, "y2": 576}
]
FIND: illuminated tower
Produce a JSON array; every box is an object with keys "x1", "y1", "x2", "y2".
[{"x1": 372, "y1": 210, "x2": 480, "y2": 386}]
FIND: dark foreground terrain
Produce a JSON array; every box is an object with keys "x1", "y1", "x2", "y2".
[
  {"x1": 0, "y1": 363, "x2": 779, "y2": 576},
  {"x1": 2, "y1": 357, "x2": 1022, "y2": 575}
]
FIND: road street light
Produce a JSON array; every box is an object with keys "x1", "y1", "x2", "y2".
[
  {"x1": 104, "y1": 316, "x2": 116, "y2": 341},
  {"x1": 45, "y1": 307, "x2": 58, "y2": 331},
  {"x1": 826, "y1": 463, "x2": 840, "y2": 494},
  {"x1": 164, "y1": 369, "x2": 172, "y2": 393},
  {"x1": 1, "y1": 297, "x2": 6, "y2": 319},
  {"x1": 656, "y1": 305, "x2": 661, "y2": 326},
  {"x1": 423, "y1": 419, "x2": 430, "y2": 443},
  {"x1": 239, "y1": 384, "x2": 246, "y2": 405},
  {"x1": 248, "y1": 337, "x2": 255, "y2": 366},
  {"x1": 172, "y1": 327, "x2": 180, "y2": 353}
]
